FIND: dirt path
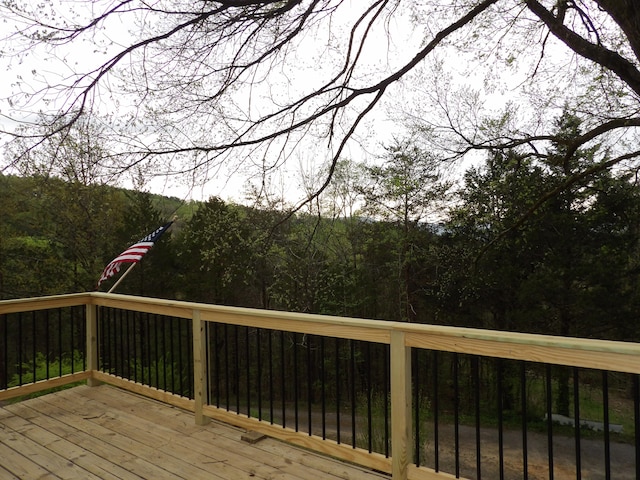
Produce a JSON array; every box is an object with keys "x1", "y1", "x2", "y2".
[
  {"x1": 193, "y1": 403, "x2": 637, "y2": 479},
  {"x1": 421, "y1": 423, "x2": 636, "y2": 479}
]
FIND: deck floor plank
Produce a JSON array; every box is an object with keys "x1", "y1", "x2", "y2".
[
  {"x1": 88, "y1": 384, "x2": 386, "y2": 480},
  {"x1": 3, "y1": 402, "x2": 148, "y2": 480},
  {"x1": 41, "y1": 388, "x2": 298, "y2": 480},
  {"x1": 0, "y1": 415, "x2": 100, "y2": 479},
  {"x1": 12, "y1": 395, "x2": 224, "y2": 480},
  {"x1": 2, "y1": 402, "x2": 171, "y2": 480},
  {"x1": 1, "y1": 412, "x2": 124, "y2": 480},
  {"x1": 0, "y1": 463, "x2": 20, "y2": 480},
  {"x1": 0, "y1": 385, "x2": 389, "y2": 480},
  {"x1": 0, "y1": 440, "x2": 60, "y2": 479}
]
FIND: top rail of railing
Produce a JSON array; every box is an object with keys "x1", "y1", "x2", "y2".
[{"x1": 2, "y1": 292, "x2": 640, "y2": 374}]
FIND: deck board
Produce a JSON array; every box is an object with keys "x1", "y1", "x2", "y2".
[{"x1": 0, "y1": 385, "x2": 389, "y2": 480}]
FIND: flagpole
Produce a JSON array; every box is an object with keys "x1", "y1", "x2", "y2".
[{"x1": 107, "y1": 263, "x2": 138, "y2": 294}]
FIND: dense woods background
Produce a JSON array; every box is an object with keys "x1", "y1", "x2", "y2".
[{"x1": 4, "y1": 114, "x2": 640, "y2": 343}]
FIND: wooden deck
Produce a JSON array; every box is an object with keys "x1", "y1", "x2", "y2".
[{"x1": 0, "y1": 385, "x2": 389, "y2": 479}]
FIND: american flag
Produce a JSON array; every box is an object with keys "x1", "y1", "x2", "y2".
[{"x1": 97, "y1": 221, "x2": 173, "y2": 288}]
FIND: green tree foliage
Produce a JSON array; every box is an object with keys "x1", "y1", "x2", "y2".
[
  {"x1": 176, "y1": 197, "x2": 257, "y2": 305},
  {"x1": 267, "y1": 214, "x2": 333, "y2": 313},
  {"x1": 2, "y1": 115, "x2": 129, "y2": 295},
  {"x1": 100, "y1": 190, "x2": 177, "y2": 297},
  {"x1": 0, "y1": 175, "x2": 125, "y2": 297},
  {"x1": 444, "y1": 151, "x2": 550, "y2": 330},
  {"x1": 358, "y1": 139, "x2": 450, "y2": 322},
  {"x1": 44, "y1": 178, "x2": 125, "y2": 292},
  {"x1": 4, "y1": 113, "x2": 640, "y2": 345},
  {"x1": 442, "y1": 112, "x2": 640, "y2": 342}
]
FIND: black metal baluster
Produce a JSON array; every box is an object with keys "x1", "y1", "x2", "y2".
[
  {"x1": 454, "y1": 353, "x2": 460, "y2": 478},
  {"x1": 521, "y1": 361, "x2": 528, "y2": 480},
  {"x1": 225, "y1": 324, "x2": 230, "y2": 410},
  {"x1": 280, "y1": 330, "x2": 286, "y2": 428},
  {"x1": 101, "y1": 308, "x2": 108, "y2": 372},
  {"x1": 187, "y1": 320, "x2": 194, "y2": 399},
  {"x1": 31, "y1": 311, "x2": 37, "y2": 383},
  {"x1": 104, "y1": 308, "x2": 111, "y2": 374},
  {"x1": 169, "y1": 317, "x2": 181, "y2": 393},
  {"x1": 634, "y1": 375, "x2": 640, "y2": 480},
  {"x1": 546, "y1": 364, "x2": 554, "y2": 480},
  {"x1": 146, "y1": 313, "x2": 153, "y2": 386},
  {"x1": 573, "y1": 368, "x2": 581, "y2": 480},
  {"x1": 320, "y1": 336, "x2": 326, "y2": 439},
  {"x1": 18, "y1": 312, "x2": 23, "y2": 386},
  {"x1": 162, "y1": 316, "x2": 168, "y2": 391},
  {"x1": 132, "y1": 312, "x2": 138, "y2": 383},
  {"x1": 474, "y1": 356, "x2": 481, "y2": 480},
  {"x1": 58, "y1": 309, "x2": 63, "y2": 377},
  {"x1": 414, "y1": 349, "x2": 421, "y2": 466},
  {"x1": 336, "y1": 337, "x2": 341, "y2": 444},
  {"x1": 45, "y1": 310, "x2": 50, "y2": 379},
  {"x1": 144, "y1": 313, "x2": 151, "y2": 386},
  {"x1": 80, "y1": 307, "x2": 86, "y2": 372},
  {"x1": 122, "y1": 309, "x2": 127, "y2": 378},
  {"x1": 153, "y1": 314, "x2": 160, "y2": 389},
  {"x1": 269, "y1": 329, "x2": 274, "y2": 424},
  {"x1": 96, "y1": 308, "x2": 102, "y2": 372},
  {"x1": 433, "y1": 350, "x2": 439, "y2": 472},
  {"x1": 246, "y1": 326, "x2": 251, "y2": 416},
  {"x1": 602, "y1": 371, "x2": 611, "y2": 480},
  {"x1": 187, "y1": 319, "x2": 192, "y2": 397},
  {"x1": 105, "y1": 308, "x2": 112, "y2": 374},
  {"x1": 307, "y1": 334, "x2": 312, "y2": 436},
  {"x1": 293, "y1": 332, "x2": 299, "y2": 431},
  {"x1": 110, "y1": 307, "x2": 118, "y2": 375},
  {"x1": 125, "y1": 310, "x2": 131, "y2": 379},
  {"x1": 214, "y1": 323, "x2": 221, "y2": 408},
  {"x1": 136, "y1": 312, "x2": 144, "y2": 385},
  {"x1": 234, "y1": 325, "x2": 240, "y2": 414},
  {"x1": 170, "y1": 316, "x2": 176, "y2": 394},
  {"x1": 118, "y1": 309, "x2": 125, "y2": 378},
  {"x1": 497, "y1": 358, "x2": 504, "y2": 480},
  {"x1": 70, "y1": 308, "x2": 75, "y2": 374},
  {"x1": 154, "y1": 315, "x2": 160, "y2": 387},
  {"x1": 350, "y1": 339, "x2": 356, "y2": 449},
  {"x1": 384, "y1": 343, "x2": 390, "y2": 458},
  {"x1": 257, "y1": 328, "x2": 262, "y2": 421},
  {"x1": 366, "y1": 341, "x2": 372, "y2": 452},
  {"x1": 177, "y1": 317, "x2": 184, "y2": 395},
  {"x1": 205, "y1": 322, "x2": 210, "y2": 404},
  {"x1": 2, "y1": 314, "x2": 7, "y2": 389}
]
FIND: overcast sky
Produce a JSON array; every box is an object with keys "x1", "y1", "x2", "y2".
[{"x1": 0, "y1": 0, "x2": 563, "y2": 206}]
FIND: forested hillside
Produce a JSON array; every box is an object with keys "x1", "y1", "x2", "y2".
[
  {"x1": 0, "y1": 174, "x2": 189, "y2": 299},
  {"x1": 3, "y1": 121, "x2": 640, "y2": 342}
]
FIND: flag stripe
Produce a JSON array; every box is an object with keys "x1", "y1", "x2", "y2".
[{"x1": 97, "y1": 222, "x2": 173, "y2": 289}]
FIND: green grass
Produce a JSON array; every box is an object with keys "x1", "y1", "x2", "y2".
[
  {"x1": 6, "y1": 350, "x2": 86, "y2": 403},
  {"x1": 129, "y1": 355, "x2": 191, "y2": 396}
]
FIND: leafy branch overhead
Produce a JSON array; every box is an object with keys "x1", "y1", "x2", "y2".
[{"x1": 1, "y1": 0, "x2": 640, "y2": 210}]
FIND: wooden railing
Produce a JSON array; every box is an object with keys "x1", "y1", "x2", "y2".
[{"x1": 2, "y1": 292, "x2": 640, "y2": 480}]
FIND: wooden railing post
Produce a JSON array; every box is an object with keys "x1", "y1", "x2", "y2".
[
  {"x1": 85, "y1": 302, "x2": 101, "y2": 387},
  {"x1": 193, "y1": 309, "x2": 210, "y2": 426},
  {"x1": 390, "y1": 330, "x2": 411, "y2": 480}
]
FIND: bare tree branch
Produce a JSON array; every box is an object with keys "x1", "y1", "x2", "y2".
[
  {"x1": 525, "y1": 0, "x2": 640, "y2": 97},
  {"x1": 3, "y1": 0, "x2": 640, "y2": 209}
]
